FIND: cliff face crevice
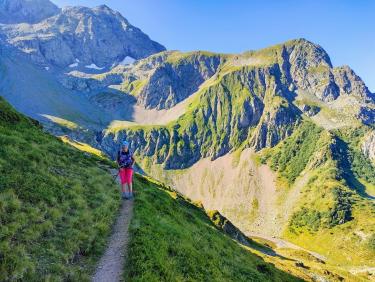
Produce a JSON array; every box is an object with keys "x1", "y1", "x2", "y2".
[{"x1": 362, "y1": 130, "x2": 375, "y2": 163}]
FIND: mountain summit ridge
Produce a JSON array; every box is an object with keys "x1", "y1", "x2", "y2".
[
  {"x1": 0, "y1": 1, "x2": 165, "y2": 68},
  {"x1": 0, "y1": 0, "x2": 60, "y2": 24}
]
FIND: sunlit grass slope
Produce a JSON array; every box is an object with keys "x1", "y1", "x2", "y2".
[
  {"x1": 0, "y1": 96, "x2": 119, "y2": 281},
  {"x1": 125, "y1": 174, "x2": 302, "y2": 282},
  {"x1": 260, "y1": 119, "x2": 375, "y2": 268}
]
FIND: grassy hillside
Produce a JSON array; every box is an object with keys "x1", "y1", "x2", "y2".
[
  {"x1": 0, "y1": 97, "x2": 119, "y2": 281},
  {"x1": 125, "y1": 174, "x2": 301, "y2": 282},
  {"x1": 260, "y1": 119, "x2": 375, "y2": 268}
]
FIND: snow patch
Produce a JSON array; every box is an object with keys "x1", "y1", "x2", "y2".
[
  {"x1": 44, "y1": 66, "x2": 50, "y2": 71},
  {"x1": 75, "y1": 58, "x2": 80, "y2": 63},
  {"x1": 119, "y1": 56, "x2": 135, "y2": 65},
  {"x1": 69, "y1": 62, "x2": 78, "y2": 68},
  {"x1": 85, "y1": 63, "x2": 104, "y2": 70}
]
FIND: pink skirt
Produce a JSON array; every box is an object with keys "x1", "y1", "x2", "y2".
[{"x1": 119, "y1": 168, "x2": 133, "y2": 184}]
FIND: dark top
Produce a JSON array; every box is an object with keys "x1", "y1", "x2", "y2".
[{"x1": 117, "y1": 150, "x2": 135, "y2": 169}]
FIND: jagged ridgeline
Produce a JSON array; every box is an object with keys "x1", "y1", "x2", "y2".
[
  {"x1": 0, "y1": 0, "x2": 60, "y2": 24},
  {"x1": 95, "y1": 39, "x2": 375, "y2": 269},
  {"x1": 100, "y1": 39, "x2": 374, "y2": 167}
]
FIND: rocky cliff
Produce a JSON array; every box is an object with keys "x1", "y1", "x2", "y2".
[
  {"x1": 91, "y1": 39, "x2": 374, "y2": 170},
  {"x1": 362, "y1": 130, "x2": 375, "y2": 163},
  {"x1": 0, "y1": 4, "x2": 165, "y2": 68}
]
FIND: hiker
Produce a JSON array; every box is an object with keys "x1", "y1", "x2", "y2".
[{"x1": 117, "y1": 141, "x2": 135, "y2": 200}]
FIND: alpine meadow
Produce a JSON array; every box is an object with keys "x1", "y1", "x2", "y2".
[{"x1": 0, "y1": 0, "x2": 374, "y2": 281}]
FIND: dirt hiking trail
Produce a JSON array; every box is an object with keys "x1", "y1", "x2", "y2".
[{"x1": 92, "y1": 174, "x2": 133, "y2": 282}]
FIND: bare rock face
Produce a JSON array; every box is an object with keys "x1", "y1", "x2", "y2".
[
  {"x1": 250, "y1": 100, "x2": 300, "y2": 150},
  {"x1": 137, "y1": 53, "x2": 224, "y2": 109},
  {"x1": 285, "y1": 39, "x2": 338, "y2": 101},
  {"x1": 283, "y1": 39, "x2": 373, "y2": 104},
  {"x1": 362, "y1": 131, "x2": 375, "y2": 163},
  {"x1": 0, "y1": 5, "x2": 165, "y2": 68},
  {"x1": 0, "y1": 0, "x2": 60, "y2": 24},
  {"x1": 333, "y1": 66, "x2": 374, "y2": 102},
  {"x1": 67, "y1": 39, "x2": 373, "y2": 169}
]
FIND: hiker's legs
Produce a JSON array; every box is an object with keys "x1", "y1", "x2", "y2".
[
  {"x1": 119, "y1": 169, "x2": 134, "y2": 199},
  {"x1": 121, "y1": 183, "x2": 127, "y2": 193},
  {"x1": 119, "y1": 169, "x2": 129, "y2": 199},
  {"x1": 127, "y1": 169, "x2": 134, "y2": 197}
]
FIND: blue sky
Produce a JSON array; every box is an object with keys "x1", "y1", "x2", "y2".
[{"x1": 53, "y1": 0, "x2": 375, "y2": 92}]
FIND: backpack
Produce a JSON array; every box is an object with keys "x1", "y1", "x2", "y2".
[{"x1": 118, "y1": 150, "x2": 133, "y2": 168}]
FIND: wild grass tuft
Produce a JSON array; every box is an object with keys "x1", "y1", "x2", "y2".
[{"x1": 0, "y1": 96, "x2": 119, "y2": 281}]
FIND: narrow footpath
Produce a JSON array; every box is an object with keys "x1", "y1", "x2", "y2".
[{"x1": 92, "y1": 174, "x2": 133, "y2": 282}]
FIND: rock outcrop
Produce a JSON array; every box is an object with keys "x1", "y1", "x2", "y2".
[
  {"x1": 362, "y1": 130, "x2": 375, "y2": 163},
  {"x1": 136, "y1": 52, "x2": 224, "y2": 109}
]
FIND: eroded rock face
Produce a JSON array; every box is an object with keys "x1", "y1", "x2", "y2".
[
  {"x1": 362, "y1": 131, "x2": 375, "y2": 163},
  {"x1": 0, "y1": 5, "x2": 165, "y2": 68},
  {"x1": 59, "y1": 73, "x2": 123, "y2": 92},
  {"x1": 282, "y1": 39, "x2": 373, "y2": 104},
  {"x1": 250, "y1": 104, "x2": 300, "y2": 150},
  {"x1": 285, "y1": 39, "x2": 337, "y2": 101},
  {"x1": 0, "y1": 0, "x2": 60, "y2": 24},
  {"x1": 137, "y1": 53, "x2": 224, "y2": 109},
  {"x1": 333, "y1": 66, "x2": 374, "y2": 103},
  {"x1": 88, "y1": 40, "x2": 373, "y2": 170}
]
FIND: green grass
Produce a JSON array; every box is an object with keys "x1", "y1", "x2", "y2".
[
  {"x1": 60, "y1": 136, "x2": 106, "y2": 158},
  {"x1": 334, "y1": 126, "x2": 375, "y2": 188},
  {"x1": 261, "y1": 120, "x2": 324, "y2": 185},
  {"x1": 307, "y1": 65, "x2": 330, "y2": 74},
  {"x1": 121, "y1": 79, "x2": 147, "y2": 96},
  {"x1": 41, "y1": 114, "x2": 79, "y2": 130},
  {"x1": 165, "y1": 50, "x2": 224, "y2": 65},
  {"x1": 124, "y1": 174, "x2": 302, "y2": 282},
  {"x1": 259, "y1": 120, "x2": 375, "y2": 266},
  {"x1": 0, "y1": 97, "x2": 120, "y2": 281}
]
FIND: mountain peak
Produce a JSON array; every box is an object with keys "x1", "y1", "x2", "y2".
[
  {"x1": 0, "y1": 0, "x2": 60, "y2": 24},
  {"x1": 95, "y1": 4, "x2": 112, "y2": 11},
  {"x1": 0, "y1": 3, "x2": 166, "y2": 68},
  {"x1": 284, "y1": 38, "x2": 333, "y2": 67}
]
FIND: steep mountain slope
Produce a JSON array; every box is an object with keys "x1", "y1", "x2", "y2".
[
  {"x1": 261, "y1": 121, "x2": 375, "y2": 266},
  {"x1": 0, "y1": 1, "x2": 166, "y2": 129},
  {"x1": 0, "y1": 4, "x2": 165, "y2": 69},
  {"x1": 0, "y1": 96, "x2": 119, "y2": 280},
  {"x1": 127, "y1": 174, "x2": 302, "y2": 281},
  {"x1": 97, "y1": 40, "x2": 373, "y2": 164},
  {"x1": 0, "y1": 48, "x2": 114, "y2": 128},
  {"x1": 1, "y1": 17, "x2": 374, "y2": 279},
  {"x1": 0, "y1": 96, "x2": 306, "y2": 281},
  {"x1": 75, "y1": 39, "x2": 374, "y2": 277},
  {"x1": 0, "y1": 0, "x2": 60, "y2": 24}
]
